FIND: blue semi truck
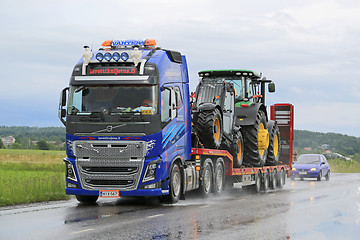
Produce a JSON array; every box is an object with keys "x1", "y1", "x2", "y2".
[{"x1": 58, "y1": 39, "x2": 293, "y2": 204}]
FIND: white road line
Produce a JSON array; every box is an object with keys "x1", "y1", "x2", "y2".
[
  {"x1": 200, "y1": 205, "x2": 210, "y2": 208},
  {"x1": 269, "y1": 193, "x2": 276, "y2": 196},
  {"x1": 70, "y1": 228, "x2": 94, "y2": 235},
  {"x1": 147, "y1": 214, "x2": 164, "y2": 219}
]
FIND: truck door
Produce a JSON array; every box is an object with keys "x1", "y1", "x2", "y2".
[{"x1": 223, "y1": 90, "x2": 234, "y2": 136}]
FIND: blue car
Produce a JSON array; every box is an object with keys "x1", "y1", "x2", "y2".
[{"x1": 291, "y1": 154, "x2": 330, "y2": 181}]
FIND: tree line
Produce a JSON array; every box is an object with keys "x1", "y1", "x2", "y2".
[
  {"x1": 0, "y1": 126, "x2": 66, "y2": 150},
  {"x1": 294, "y1": 130, "x2": 360, "y2": 156},
  {"x1": 1, "y1": 126, "x2": 359, "y2": 155}
]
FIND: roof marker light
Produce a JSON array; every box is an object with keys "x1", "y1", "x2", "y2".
[
  {"x1": 104, "y1": 52, "x2": 112, "y2": 61},
  {"x1": 113, "y1": 52, "x2": 120, "y2": 61},
  {"x1": 121, "y1": 52, "x2": 129, "y2": 61},
  {"x1": 145, "y1": 39, "x2": 156, "y2": 46},
  {"x1": 96, "y1": 52, "x2": 104, "y2": 61},
  {"x1": 102, "y1": 40, "x2": 112, "y2": 47}
]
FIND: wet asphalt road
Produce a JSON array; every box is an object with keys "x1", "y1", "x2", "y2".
[{"x1": 1, "y1": 173, "x2": 359, "y2": 240}]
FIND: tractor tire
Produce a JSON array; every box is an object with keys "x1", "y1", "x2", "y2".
[
  {"x1": 230, "y1": 131, "x2": 244, "y2": 168},
  {"x1": 242, "y1": 111, "x2": 268, "y2": 167},
  {"x1": 266, "y1": 123, "x2": 280, "y2": 166},
  {"x1": 196, "y1": 108, "x2": 223, "y2": 149}
]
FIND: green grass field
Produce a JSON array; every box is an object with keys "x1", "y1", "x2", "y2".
[
  {"x1": 0, "y1": 149, "x2": 69, "y2": 206},
  {"x1": 328, "y1": 159, "x2": 360, "y2": 173}
]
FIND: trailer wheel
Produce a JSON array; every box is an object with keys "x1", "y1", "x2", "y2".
[
  {"x1": 261, "y1": 170, "x2": 270, "y2": 192},
  {"x1": 196, "y1": 108, "x2": 223, "y2": 149},
  {"x1": 277, "y1": 169, "x2": 285, "y2": 189},
  {"x1": 75, "y1": 195, "x2": 98, "y2": 204},
  {"x1": 214, "y1": 159, "x2": 225, "y2": 195},
  {"x1": 242, "y1": 111, "x2": 268, "y2": 167},
  {"x1": 230, "y1": 131, "x2": 244, "y2": 168},
  {"x1": 270, "y1": 169, "x2": 278, "y2": 190},
  {"x1": 200, "y1": 160, "x2": 213, "y2": 198},
  {"x1": 161, "y1": 163, "x2": 181, "y2": 204},
  {"x1": 266, "y1": 123, "x2": 280, "y2": 166}
]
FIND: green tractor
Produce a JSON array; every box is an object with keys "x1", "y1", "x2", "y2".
[{"x1": 191, "y1": 70, "x2": 280, "y2": 167}]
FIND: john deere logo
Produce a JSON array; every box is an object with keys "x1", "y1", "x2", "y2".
[{"x1": 106, "y1": 126, "x2": 113, "y2": 132}]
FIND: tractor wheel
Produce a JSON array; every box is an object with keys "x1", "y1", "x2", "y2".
[
  {"x1": 266, "y1": 122, "x2": 280, "y2": 166},
  {"x1": 242, "y1": 111, "x2": 268, "y2": 166},
  {"x1": 196, "y1": 108, "x2": 223, "y2": 149},
  {"x1": 230, "y1": 131, "x2": 244, "y2": 168}
]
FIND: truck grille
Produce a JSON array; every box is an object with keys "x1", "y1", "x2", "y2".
[{"x1": 74, "y1": 141, "x2": 146, "y2": 191}]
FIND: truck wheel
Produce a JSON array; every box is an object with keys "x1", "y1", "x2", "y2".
[
  {"x1": 196, "y1": 108, "x2": 223, "y2": 149},
  {"x1": 270, "y1": 169, "x2": 278, "y2": 190},
  {"x1": 317, "y1": 171, "x2": 322, "y2": 181},
  {"x1": 161, "y1": 163, "x2": 182, "y2": 204},
  {"x1": 325, "y1": 170, "x2": 330, "y2": 181},
  {"x1": 214, "y1": 159, "x2": 225, "y2": 195},
  {"x1": 266, "y1": 123, "x2": 280, "y2": 166},
  {"x1": 261, "y1": 170, "x2": 270, "y2": 192},
  {"x1": 230, "y1": 131, "x2": 244, "y2": 168},
  {"x1": 75, "y1": 195, "x2": 99, "y2": 204},
  {"x1": 242, "y1": 111, "x2": 268, "y2": 166},
  {"x1": 200, "y1": 161, "x2": 213, "y2": 198}
]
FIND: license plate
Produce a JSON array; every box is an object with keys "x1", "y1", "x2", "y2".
[
  {"x1": 299, "y1": 171, "x2": 307, "y2": 175},
  {"x1": 99, "y1": 190, "x2": 119, "y2": 198}
]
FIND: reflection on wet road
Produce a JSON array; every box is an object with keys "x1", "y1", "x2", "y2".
[{"x1": 0, "y1": 173, "x2": 359, "y2": 239}]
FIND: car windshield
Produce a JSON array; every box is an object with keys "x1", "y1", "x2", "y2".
[
  {"x1": 296, "y1": 155, "x2": 320, "y2": 164},
  {"x1": 67, "y1": 85, "x2": 158, "y2": 115}
]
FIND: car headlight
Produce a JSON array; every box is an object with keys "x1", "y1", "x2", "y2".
[{"x1": 310, "y1": 168, "x2": 317, "y2": 171}]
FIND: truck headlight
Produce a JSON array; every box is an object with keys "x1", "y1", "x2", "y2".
[
  {"x1": 143, "y1": 162, "x2": 157, "y2": 182},
  {"x1": 292, "y1": 167, "x2": 296, "y2": 171},
  {"x1": 63, "y1": 158, "x2": 77, "y2": 182},
  {"x1": 310, "y1": 168, "x2": 317, "y2": 171}
]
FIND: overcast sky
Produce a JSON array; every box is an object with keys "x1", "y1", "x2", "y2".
[{"x1": 0, "y1": 0, "x2": 359, "y2": 137}]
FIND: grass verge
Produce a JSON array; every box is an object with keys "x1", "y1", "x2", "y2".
[
  {"x1": 328, "y1": 159, "x2": 360, "y2": 173},
  {"x1": 0, "y1": 150, "x2": 69, "y2": 207}
]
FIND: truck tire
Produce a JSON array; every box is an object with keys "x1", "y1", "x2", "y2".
[
  {"x1": 160, "y1": 163, "x2": 182, "y2": 204},
  {"x1": 230, "y1": 131, "x2": 244, "y2": 168},
  {"x1": 214, "y1": 159, "x2": 225, "y2": 195},
  {"x1": 75, "y1": 195, "x2": 98, "y2": 204},
  {"x1": 266, "y1": 123, "x2": 280, "y2": 166},
  {"x1": 199, "y1": 160, "x2": 213, "y2": 198},
  {"x1": 242, "y1": 111, "x2": 268, "y2": 166},
  {"x1": 196, "y1": 108, "x2": 223, "y2": 149}
]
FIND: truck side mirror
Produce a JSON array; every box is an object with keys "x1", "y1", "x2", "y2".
[
  {"x1": 170, "y1": 88, "x2": 177, "y2": 119},
  {"x1": 268, "y1": 83, "x2": 275, "y2": 93},
  {"x1": 58, "y1": 87, "x2": 69, "y2": 126}
]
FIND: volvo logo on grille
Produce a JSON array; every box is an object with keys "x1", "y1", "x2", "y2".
[{"x1": 106, "y1": 125, "x2": 113, "y2": 132}]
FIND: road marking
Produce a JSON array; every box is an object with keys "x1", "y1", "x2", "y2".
[
  {"x1": 70, "y1": 228, "x2": 94, "y2": 234},
  {"x1": 200, "y1": 205, "x2": 210, "y2": 208},
  {"x1": 291, "y1": 190, "x2": 296, "y2": 193},
  {"x1": 147, "y1": 214, "x2": 164, "y2": 219},
  {"x1": 269, "y1": 193, "x2": 276, "y2": 196}
]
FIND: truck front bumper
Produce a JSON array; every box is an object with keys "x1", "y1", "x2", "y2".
[{"x1": 66, "y1": 187, "x2": 165, "y2": 197}]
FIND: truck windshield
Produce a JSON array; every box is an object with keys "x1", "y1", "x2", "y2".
[{"x1": 67, "y1": 85, "x2": 158, "y2": 115}]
